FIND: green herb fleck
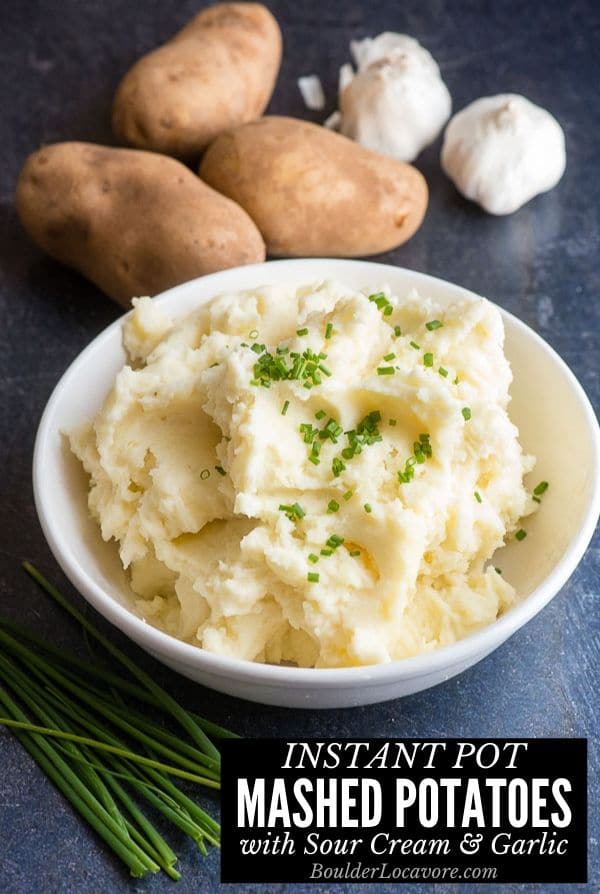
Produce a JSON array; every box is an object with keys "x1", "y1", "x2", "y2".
[
  {"x1": 281, "y1": 400, "x2": 290, "y2": 416},
  {"x1": 438, "y1": 367, "x2": 448, "y2": 378},
  {"x1": 533, "y1": 481, "x2": 549, "y2": 496},
  {"x1": 279, "y1": 502, "x2": 305, "y2": 522},
  {"x1": 308, "y1": 554, "x2": 319, "y2": 565},
  {"x1": 349, "y1": 550, "x2": 361, "y2": 557},
  {"x1": 394, "y1": 325, "x2": 402, "y2": 337},
  {"x1": 426, "y1": 319, "x2": 443, "y2": 331},
  {"x1": 383, "y1": 352, "x2": 396, "y2": 362},
  {"x1": 215, "y1": 465, "x2": 226, "y2": 476},
  {"x1": 307, "y1": 572, "x2": 319, "y2": 583},
  {"x1": 423, "y1": 352, "x2": 434, "y2": 367},
  {"x1": 315, "y1": 409, "x2": 327, "y2": 420},
  {"x1": 364, "y1": 503, "x2": 372, "y2": 513},
  {"x1": 343, "y1": 490, "x2": 353, "y2": 501},
  {"x1": 410, "y1": 341, "x2": 420, "y2": 350},
  {"x1": 325, "y1": 322, "x2": 333, "y2": 339},
  {"x1": 515, "y1": 529, "x2": 527, "y2": 541},
  {"x1": 332, "y1": 457, "x2": 346, "y2": 478},
  {"x1": 474, "y1": 491, "x2": 482, "y2": 503},
  {"x1": 462, "y1": 407, "x2": 472, "y2": 421},
  {"x1": 327, "y1": 500, "x2": 340, "y2": 513},
  {"x1": 377, "y1": 366, "x2": 395, "y2": 376}
]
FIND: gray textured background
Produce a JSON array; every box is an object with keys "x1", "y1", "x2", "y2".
[{"x1": 1, "y1": 0, "x2": 598, "y2": 892}]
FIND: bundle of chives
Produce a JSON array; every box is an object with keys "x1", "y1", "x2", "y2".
[{"x1": 0, "y1": 563, "x2": 239, "y2": 880}]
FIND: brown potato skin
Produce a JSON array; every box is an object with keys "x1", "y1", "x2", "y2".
[
  {"x1": 15, "y1": 142, "x2": 266, "y2": 305},
  {"x1": 200, "y1": 117, "x2": 428, "y2": 257},
  {"x1": 112, "y1": 3, "x2": 282, "y2": 158}
]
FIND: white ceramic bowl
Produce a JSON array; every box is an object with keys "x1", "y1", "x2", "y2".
[{"x1": 33, "y1": 260, "x2": 600, "y2": 708}]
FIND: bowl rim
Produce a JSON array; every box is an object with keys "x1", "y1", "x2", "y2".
[{"x1": 33, "y1": 259, "x2": 600, "y2": 688}]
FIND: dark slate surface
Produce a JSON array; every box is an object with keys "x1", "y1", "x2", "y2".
[{"x1": 1, "y1": 0, "x2": 598, "y2": 891}]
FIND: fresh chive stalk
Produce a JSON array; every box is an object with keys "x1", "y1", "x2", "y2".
[
  {"x1": 22, "y1": 562, "x2": 220, "y2": 763},
  {"x1": 0, "y1": 563, "x2": 239, "y2": 879}
]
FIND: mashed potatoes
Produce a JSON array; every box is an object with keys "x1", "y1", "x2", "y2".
[{"x1": 70, "y1": 280, "x2": 534, "y2": 667}]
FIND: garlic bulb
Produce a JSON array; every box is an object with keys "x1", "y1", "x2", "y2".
[
  {"x1": 338, "y1": 33, "x2": 452, "y2": 162},
  {"x1": 441, "y1": 94, "x2": 566, "y2": 215}
]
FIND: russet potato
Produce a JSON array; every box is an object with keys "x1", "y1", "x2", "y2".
[
  {"x1": 200, "y1": 116, "x2": 428, "y2": 256},
  {"x1": 113, "y1": 3, "x2": 282, "y2": 157},
  {"x1": 16, "y1": 142, "x2": 265, "y2": 305}
]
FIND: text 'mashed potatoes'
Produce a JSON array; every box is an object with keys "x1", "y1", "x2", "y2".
[
  {"x1": 112, "y1": 3, "x2": 282, "y2": 158},
  {"x1": 15, "y1": 142, "x2": 265, "y2": 305},
  {"x1": 200, "y1": 117, "x2": 428, "y2": 256}
]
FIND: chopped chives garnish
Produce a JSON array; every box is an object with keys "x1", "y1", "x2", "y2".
[
  {"x1": 308, "y1": 554, "x2": 319, "y2": 564},
  {"x1": 454, "y1": 376, "x2": 460, "y2": 385},
  {"x1": 326, "y1": 534, "x2": 344, "y2": 549},
  {"x1": 343, "y1": 490, "x2": 353, "y2": 501},
  {"x1": 320, "y1": 548, "x2": 333, "y2": 556},
  {"x1": 307, "y1": 572, "x2": 319, "y2": 583},
  {"x1": 383, "y1": 352, "x2": 396, "y2": 361},
  {"x1": 532, "y1": 496, "x2": 541, "y2": 503},
  {"x1": 318, "y1": 363, "x2": 332, "y2": 376},
  {"x1": 311, "y1": 441, "x2": 321, "y2": 457},
  {"x1": 327, "y1": 500, "x2": 340, "y2": 513},
  {"x1": 349, "y1": 550, "x2": 361, "y2": 557},
  {"x1": 394, "y1": 325, "x2": 402, "y2": 337},
  {"x1": 279, "y1": 503, "x2": 305, "y2": 521},
  {"x1": 214, "y1": 466, "x2": 226, "y2": 476},
  {"x1": 200, "y1": 469, "x2": 210, "y2": 480},
  {"x1": 474, "y1": 491, "x2": 482, "y2": 503},
  {"x1": 410, "y1": 341, "x2": 420, "y2": 350},
  {"x1": 276, "y1": 346, "x2": 289, "y2": 354},
  {"x1": 377, "y1": 366, "x2": 395, "y2": 376},
  {"x1": 315, "y1": 409, "x2": 326, "y2": 420},
  {"x1": 461, "y1": 407, "x2": 472, "y2": 421},
  {"x1": 515, "y1": 529, "x2": 527, "y2": 541},
  {"x1": 308, "y1": 455, "x2": 320, "y2": 465},
  {"x1": 248, "y1": 329, "x2": 259, "y2": 339},
  {"x1": 281, "y1": 400, "x2": 290, "y2": 416},
  {"x1": 389, "y1": 419, "x2": 397, "y2": 426},
  {"x1": 495, "y1": 567, "x2": 502, "y2": 574},
  {"x1": 250, "y1": 343, "x2": 264, "y2": 354},
  {"x1": 332, "y1": 457, "x2": 346, "y2": 477},
  {"x1": 296, "y1": 327, "x2": 309, "y2": 337},
  {"x1": 364, "y1": 503, "x2": 372, "y2": 513},
  {"x1": 533, "y1": 481, "x2": 549, "y2": 496},
  {"x1": 325, "y1": 322, "x2": 333, "y2": 339},
  {"x1": 438, "y1": 367, "x2": 448, "y2": 378},
  {"x1": 423, "y1": 352, "x2": 434, "y2": 367},
  {"x1": 368, "y1": 292, "x2": 395, "y2": 318},
  {"x1": 425, "y1": 319, "x2": 443, "y2": 331},
  {"x1": 398, "y1": 434, "x2": 432, "y2": 483}
]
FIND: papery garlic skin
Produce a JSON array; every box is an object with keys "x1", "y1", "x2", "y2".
[
  {"x1": 441, "y1": 94, "x2": 566, "y2": 215},
  {"x1": 338, "y1": 33, "x2": 451, "y2": 162}
]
